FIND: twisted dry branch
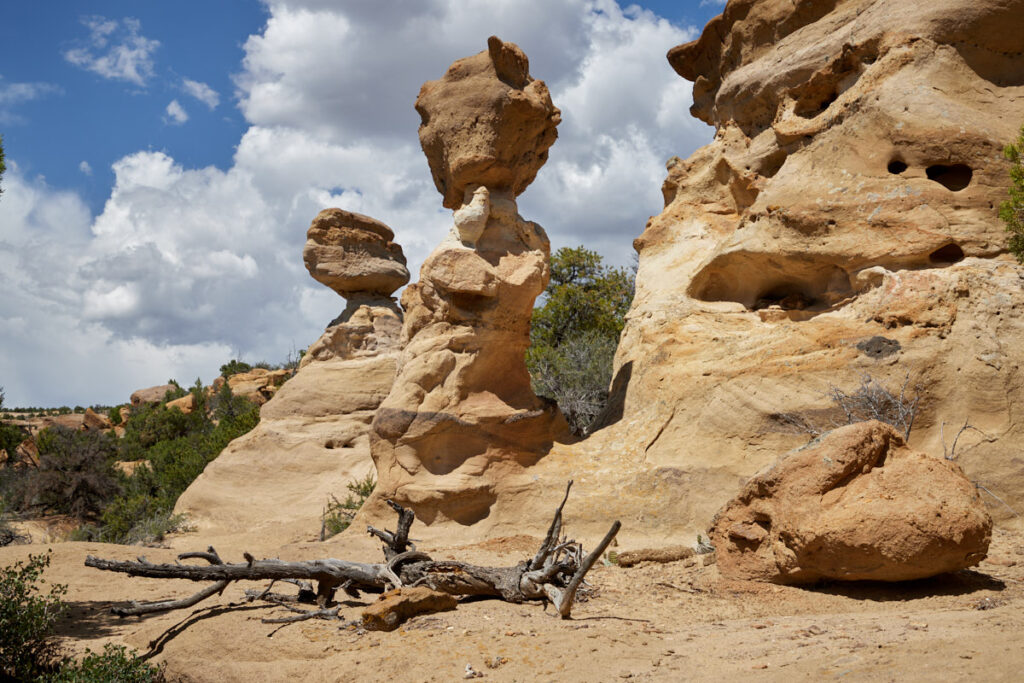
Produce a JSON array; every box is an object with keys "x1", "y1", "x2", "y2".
[{"x1": 84, "y1": 481, "x2": 619, "y2": 621}]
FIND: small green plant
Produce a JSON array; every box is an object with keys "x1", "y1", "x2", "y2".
[
  {"x1": 320, "y1": 472, "x2": 376, "y2": 540},
  {"x1": 50, "y1": 643, "x2": 165, "y2": 682},
  {"x1": 1001, "y1": 123, "x2": 1024, "y2": 261},
  {"x1": 219, "y1": 359, "x2": 252, "y2": 378},
  {"x1": 0, "y1": 551, "x2": 67, "y2": 680}
]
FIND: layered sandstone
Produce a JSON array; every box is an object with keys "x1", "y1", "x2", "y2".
[
  {"x1": 583, "y1": 0, "x2": 1024, "y2": 535},
  {"x1": 363, "y1": 38, "x2": 568, "y2": 528},
  {"x1": 710, "y1": 421, "x2": 991, "y2": 583},
  {"x1": 175, "y1": 212, "x2": 409, "y2": 543}
]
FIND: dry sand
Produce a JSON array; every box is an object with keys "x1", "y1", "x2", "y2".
[{"x1": 3, "y1": 523, "x2": 1023, "y2": 682}]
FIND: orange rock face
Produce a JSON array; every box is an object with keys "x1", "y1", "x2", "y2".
[
  {"x1": 709, "y1": 421, "x2": 992, "y2": 583},
  {"x1": 415, "y1": 36, "x2": 560, "y2": 210}
]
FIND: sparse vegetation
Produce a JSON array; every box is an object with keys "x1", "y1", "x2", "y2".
[
  {"x1": 527, "y1": 247, "x2": 634, "y2": 435},
  {"x1": 1001, "y1": 123, "x2": 1024, "y2": 262},
  {"x1": 0, "y1": 552, "x2": 67, "y2": 680},
  {"x1": 320, "y1": 472, "x2": 376, "y2": 539}
]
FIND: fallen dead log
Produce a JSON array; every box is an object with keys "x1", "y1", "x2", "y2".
[{"x1": 85, "y1": 481, "x2": 620, "y2": 621}]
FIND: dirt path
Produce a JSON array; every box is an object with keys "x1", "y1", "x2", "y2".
[{"x1": 2, "y1": 528, "x2": 1022, "y2": 681}]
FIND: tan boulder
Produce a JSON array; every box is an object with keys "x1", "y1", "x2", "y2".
[
  {"x1": 361, "y1": 587, "x2": 457, "y2": 632},
  {"x1": 415, "y1": 36, "x2": 560, "y2": 210},
  {"x1": 82, "y1": 408, "x2": 111, "y2": 432},
  {"x1": 130, "y1": 384, "x2": 178, "y2": 407},
  {"x1": 167, "y1": 393, "x2": 196, "y2": 415},
  {"x1": 709, "y1": 421, "x2": 991, "y2": 583},
  {"x1": 365, "y1": 40, "x2": 568, "y2": 529},
  {"x1": 211, "y1": 369, "x2": 292, "y2": 407},
  {"x1": 302, "y1": 209, "x2": 409, "y2": 297}
]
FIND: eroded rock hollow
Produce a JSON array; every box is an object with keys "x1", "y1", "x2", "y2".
[{"x1": 366, "y1": 37, "x2": 569, "y2": 527}]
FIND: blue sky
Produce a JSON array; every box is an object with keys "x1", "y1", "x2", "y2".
[{"x1": 0, "y1": 1, "x2": 724, "y2": 407}]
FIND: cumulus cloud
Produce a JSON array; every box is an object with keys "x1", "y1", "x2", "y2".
[
  {"x1": 164, "y1": 99, "x2": 188, "y2": 125},
  {"x1": 182, "y1": 78, "x2": 219, "y2": 109},
  {"x1": 0, "y1": 77, "x2": 61, "y2": 124},
  {"x1": 64, "y1": 16, "x2": 160, "y2": 86},
  {"x1": 79, "y1": 160, "x2": 93, "y2": 175},
  {"x1": 3, "y1": 0, "x2": 715, "y2": 406}
]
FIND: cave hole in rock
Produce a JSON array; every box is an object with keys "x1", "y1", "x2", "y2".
[
  {"x1": 887, "y1": 159, "x2": 908, "y2": 174},
  {"x1": 929, "y1": 243, "x2": 965, "y2": 264},
  {"x1": 926, "y1": 164, "x2": 973, "y2": 191},
  {"x1": 688, "y1": 251, "x2": 855, "y2": 317},
  {"x1": 757, "y1": 148, "x2": 789, "y2": 178}
]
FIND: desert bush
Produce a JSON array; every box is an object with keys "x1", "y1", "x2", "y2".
[
  {"x1": 49, "y1": 643, "x2": 165, "y2": 682},
  {"x1": 527, "y1": 247, "x2": 634, "y2": 435},
  {"x1": 321, "y1": 472, "x2": 376, "y2": 539},
  {"x1": 0, "y1": 551, "x2": 67, "y2": 680},
  {"x1": 219, "y1": 359, "x2": 252, "y2": 378},
  {"x1": 1002, "y1": 123, "x2": 1024, "y2": 261},
  {"x1": 24, "y1": 428, "x2": 120, "y2": 521},
  {"x1": 774, "y1": 372, "x2": 921, "y2": 440}
]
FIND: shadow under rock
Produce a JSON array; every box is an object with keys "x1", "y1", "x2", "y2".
[{"x1": 807, "y1": 569, "x2": 1005, "y2": 602}]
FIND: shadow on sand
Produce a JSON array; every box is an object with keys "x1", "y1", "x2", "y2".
[{"x1": 807, "y1": 569, "x2": 1005, "y2": 602}]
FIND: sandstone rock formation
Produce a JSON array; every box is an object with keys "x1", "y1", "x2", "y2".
[
  {"x1": 175, "y1": 211, "x2": 409, "y2": 543},
  {"x1": 709, "y1": 421, "x2": 991, "y2": 583},
  {"x1": 364, "y1": 37, "x2": 568, "y2": 528},
  {"x1": 416, "y1": 36, "x2": 560, "y2": 210},
  {"x1": 570, "y1": 0, "x2": 1024, "y2": 536},
  {"x1": 211, "y1": 368, "x2": 293, "y2": 407}
]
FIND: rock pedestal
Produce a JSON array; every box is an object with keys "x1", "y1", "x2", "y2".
[{"x1": 366, "y1": 38, "x2": 568, "y2": 527}]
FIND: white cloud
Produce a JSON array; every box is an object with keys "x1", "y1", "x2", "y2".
[
  {"x1": 64, "y1": 16, "x2": 160, "y2": 86},
  {"x1": 0, "y1": 77, "x2": 61, "y2": 124},
  {"x1": 164, "y1": 99, "x2": 188, "y2": 125},
  {"x1": 79, "y1": 160, "x2": 93, "y2": 175},
  {"x1": 2, "y1": 0, "x2": 715, "y2": 406},
  {"x1": 182, "y1": 78, "x2": 219, "y2": 109}
]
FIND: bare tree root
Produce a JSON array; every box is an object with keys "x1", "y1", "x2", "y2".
[{"x1": 85, "y1": 481, "x2": 620, "y2": 621}]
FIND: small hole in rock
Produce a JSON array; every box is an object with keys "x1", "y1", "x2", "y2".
[
  {"x1": 929, "y1": 243, "x2": 965, "y2": 264},
  {"x1": 926, "y1": 164, "x2": 972, "y2": 191},
  {"x1": 887, "y1": 160, "x2": 907, "y2": 174}
]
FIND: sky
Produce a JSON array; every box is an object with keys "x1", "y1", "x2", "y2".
[{"x1": 0, "y1": 0, "x2": 724, "y2": 408}]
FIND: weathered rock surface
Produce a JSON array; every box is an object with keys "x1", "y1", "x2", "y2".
[
  {"x1": 130, "y1": 384, "x2": 177, "y2": 407},
  {"x1": 212, "y1": 368, "x2": 292, "y2": 407},
  {"x1": 416, "y1": 36, "x2": 560, "y2": 210},
  {"x1": 364, "y1": 39, "x2": 568, "y2": 529},
  {"x1": 175, "y1": 213, "x2": 408, "y2": 543},
  {"x1": 566, "y1": 0, "x2": 1024, "y2": 538},
  {"x1": 303, "y1": 208, "x2": 409, "y2": 297},
  {"x1": 709, "y1": 421, "x2": 991, "y2": 583},
  {"x1": 82, "y1": 408, "x2": 111, "y2": 432}
]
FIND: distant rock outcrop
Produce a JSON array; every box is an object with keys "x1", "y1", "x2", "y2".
[
  {"x1": 130, "y1": 384, "x2": 177, "y2": 407},
  {"x1": 175, "y1": 210, "x2": 409, "y2": 542},
  {"x1": 364, "y1": 37, "x2": 568, "y2": 527},
  {"x1": 709, "y1": 421, "x2": 991, "y2": 583}
]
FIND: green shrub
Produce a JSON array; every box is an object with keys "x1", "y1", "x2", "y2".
[
  {"x1": 219, "y1": 359, "x2": 252, "y2": 378},
  {"x1": 321, "y1": 472, "x2": 376, "y2": 539},
  {"x1": 0, "y1": 551, "x2": 67, "y2": 680},
  {"x1": 1002, "y1": 123, "x2": 1024, "y2": 261},
  {"x1": 526, "y1": 246, "x2": 634, "y2": 435},
  {"x1": 26, "y1": 428, "x2": 120, "y2": 522},
  {"x1": 50, "y1": 643, "x2": 165, "y2": 682}
]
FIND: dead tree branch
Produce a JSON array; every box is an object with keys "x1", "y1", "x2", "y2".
[{"x1": 85, "y1": 483, "x2": 619, "y2": 621}]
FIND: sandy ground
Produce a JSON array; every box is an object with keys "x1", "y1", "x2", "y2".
[{"x1": 2, "y1": 523, "x2": 1023, "y2": 682}]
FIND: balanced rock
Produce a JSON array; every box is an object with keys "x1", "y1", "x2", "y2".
[
  {"x1": 416, "y1": 36, "x2": 560, "y2": 210},
  {"x1": 176, "y1": 212, "x2": 408, "y2": 544},
  {"x1": 709, "y1": 421, "x2": 991, "y2": 583},
  {"x1": 303, "y1": 208, "x2": 409, "y2": 297},
  {"x1": 365, "y1": 38, "x2": 568, "y2": 528},
  {"x1": 570, "y1": 0, "x2": 1024, "y2": 538}
]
